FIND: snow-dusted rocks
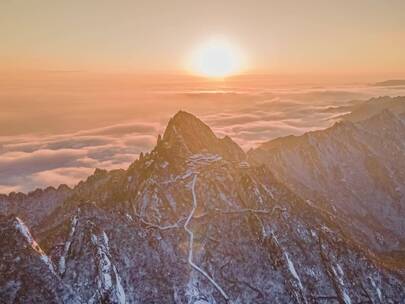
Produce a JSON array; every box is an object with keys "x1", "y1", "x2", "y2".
[
  {"x1": 14, "y1": 217, "x2": 56, "y2": 274},
  {"x1": 1, "y1": 106, "x2": 405, "y2": 303},
  {"x1": 249, "y1": 106, "x2": 405, "y2": 253},
  {"x1": 59, "y1": 210, "x2": 79, "y2": 275},
  {"x1": 0, "y1": 215, "x2": 81, "y2": 303},
  {"x1": 89, "y1": 231, "x2": 126, "y2": 304}
]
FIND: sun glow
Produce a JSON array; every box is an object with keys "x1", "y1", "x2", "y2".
[{"x1": 189, "y1": 39, "x2": 244, "y2": 78}]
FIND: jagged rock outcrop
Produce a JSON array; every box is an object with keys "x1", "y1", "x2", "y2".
[
  {"x1": 0, "y1": 185, "x2": 71, "y2": 233},
  {"x1": 1, "y1": 108, "x2": 404, "y2": 303},
  {"x1": 0, "y1": 215, "x2": 81, "y2": 303}
]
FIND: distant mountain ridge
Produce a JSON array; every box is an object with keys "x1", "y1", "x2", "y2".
[
  {"x1": 338, "y1": 96, "x2": 405, "y2": 122},
  {"x1": 249, "y1": 108, "x2": 405, "y2": 254},
  {"x1": 373, "y1": 80, "x2": 405, "y2": 87},
  {"x1": 1, "y1": 97, "x2": 405, "y2": 303}
]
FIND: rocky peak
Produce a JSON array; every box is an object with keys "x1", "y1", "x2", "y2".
[{"x1": 162, "y1": 110, "x2": 245, "y2": 161}]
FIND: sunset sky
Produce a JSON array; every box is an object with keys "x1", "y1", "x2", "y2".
[
  {"x1": 1, "y1": 0, "x2": 405, "y2": 193},
  {"x1": 1, "y1": 0, "x2": 405, "y2": 76}
]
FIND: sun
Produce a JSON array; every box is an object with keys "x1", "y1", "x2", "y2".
[{"x1": 189, "y1": 39, "x2": 243, "y2": 78}]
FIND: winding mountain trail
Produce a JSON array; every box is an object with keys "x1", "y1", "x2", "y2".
[{"x1": 184, "y1": 174, "x2": 230, "y2": 302}]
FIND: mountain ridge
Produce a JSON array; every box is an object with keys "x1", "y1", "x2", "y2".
[
  {"x1": 249, "y1": 108, "x2": 405, "y2": 255},
  {"x1": 1, "y1": 104, "x2": 405, "y2": 303}
]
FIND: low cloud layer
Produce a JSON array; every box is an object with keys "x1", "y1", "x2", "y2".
[
  {"x1": 1, "y1": 83, "x2": 405, "y2": 193},
  {"x1": 0, "y1": 122, "x2": 160, "y2": 193}
]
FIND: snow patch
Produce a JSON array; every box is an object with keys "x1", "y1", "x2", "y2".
[
  {"x1": 15, "y1": 217, "x2": 34, "y2": 244},
  {"x1": 14, "y1": 217, "x2": 56, "y2": 274},
  {"x1": 261, "y1": 183, "x2": 275, "y2": 199},
  {"x1": 92, "y1": 231, "x2": 126, "y2": 304},
  {"x1": 285, "y1": 252, "x2": 304, "y2": 291},
  {"x1": 332, "y1": 264, "x2": 351, "y2": 304},
  {"x1": 370, "y1": 277, "x2": 382, "y2": 302},
  {"x1": 113, "y1": 265, "x2": 126, "y2": 304},
  {"x1": 59, "y1": 213, "x2": 79, "y2": 275}
]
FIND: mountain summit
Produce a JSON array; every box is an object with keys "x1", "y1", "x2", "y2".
[{"x1": 162, "y1": 111, "x2": 245, "y2": 161}]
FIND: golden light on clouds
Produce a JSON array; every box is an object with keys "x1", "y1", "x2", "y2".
[{"x1": 188, "y1": 39, "x2": 245, "y2": 78}]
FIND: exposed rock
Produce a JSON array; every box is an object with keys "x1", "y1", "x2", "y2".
[
  {"x1": 249, "y1": 107, "x2": 405, "y2": 256},
  {"x1": 0, "y1": 215, "x2": 81, "y2": 303},
  {"x1": 0, "y1": 185, "x2": 72, "y2": 233},
  {"x1": 1, "y1": 109, "x2": 404, "y2": 303}
]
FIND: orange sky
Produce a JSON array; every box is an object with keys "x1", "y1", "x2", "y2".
[
  {"x1": 1, "y1": 0, "x2": 405, "y2": 77},
  {"x1": 1, "y1": 1, "x2": 405, "y2": 194}
]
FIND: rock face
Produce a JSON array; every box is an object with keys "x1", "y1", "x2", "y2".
[
  {"x1": 0, "y1": 215, "x2": 81, "y2": 303},
  {"x1": 0, "y1": 185, "x2": 72, "y2": 233},
  {"x1": 1, "y1": 107, "x2": 405, "y2": 303},
  {"x1": 163, "y1": 111, "x2": 246, "y2": 162},
  {"x1": 249, "y1": 109, "x2": 405, "y2": 255}
]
